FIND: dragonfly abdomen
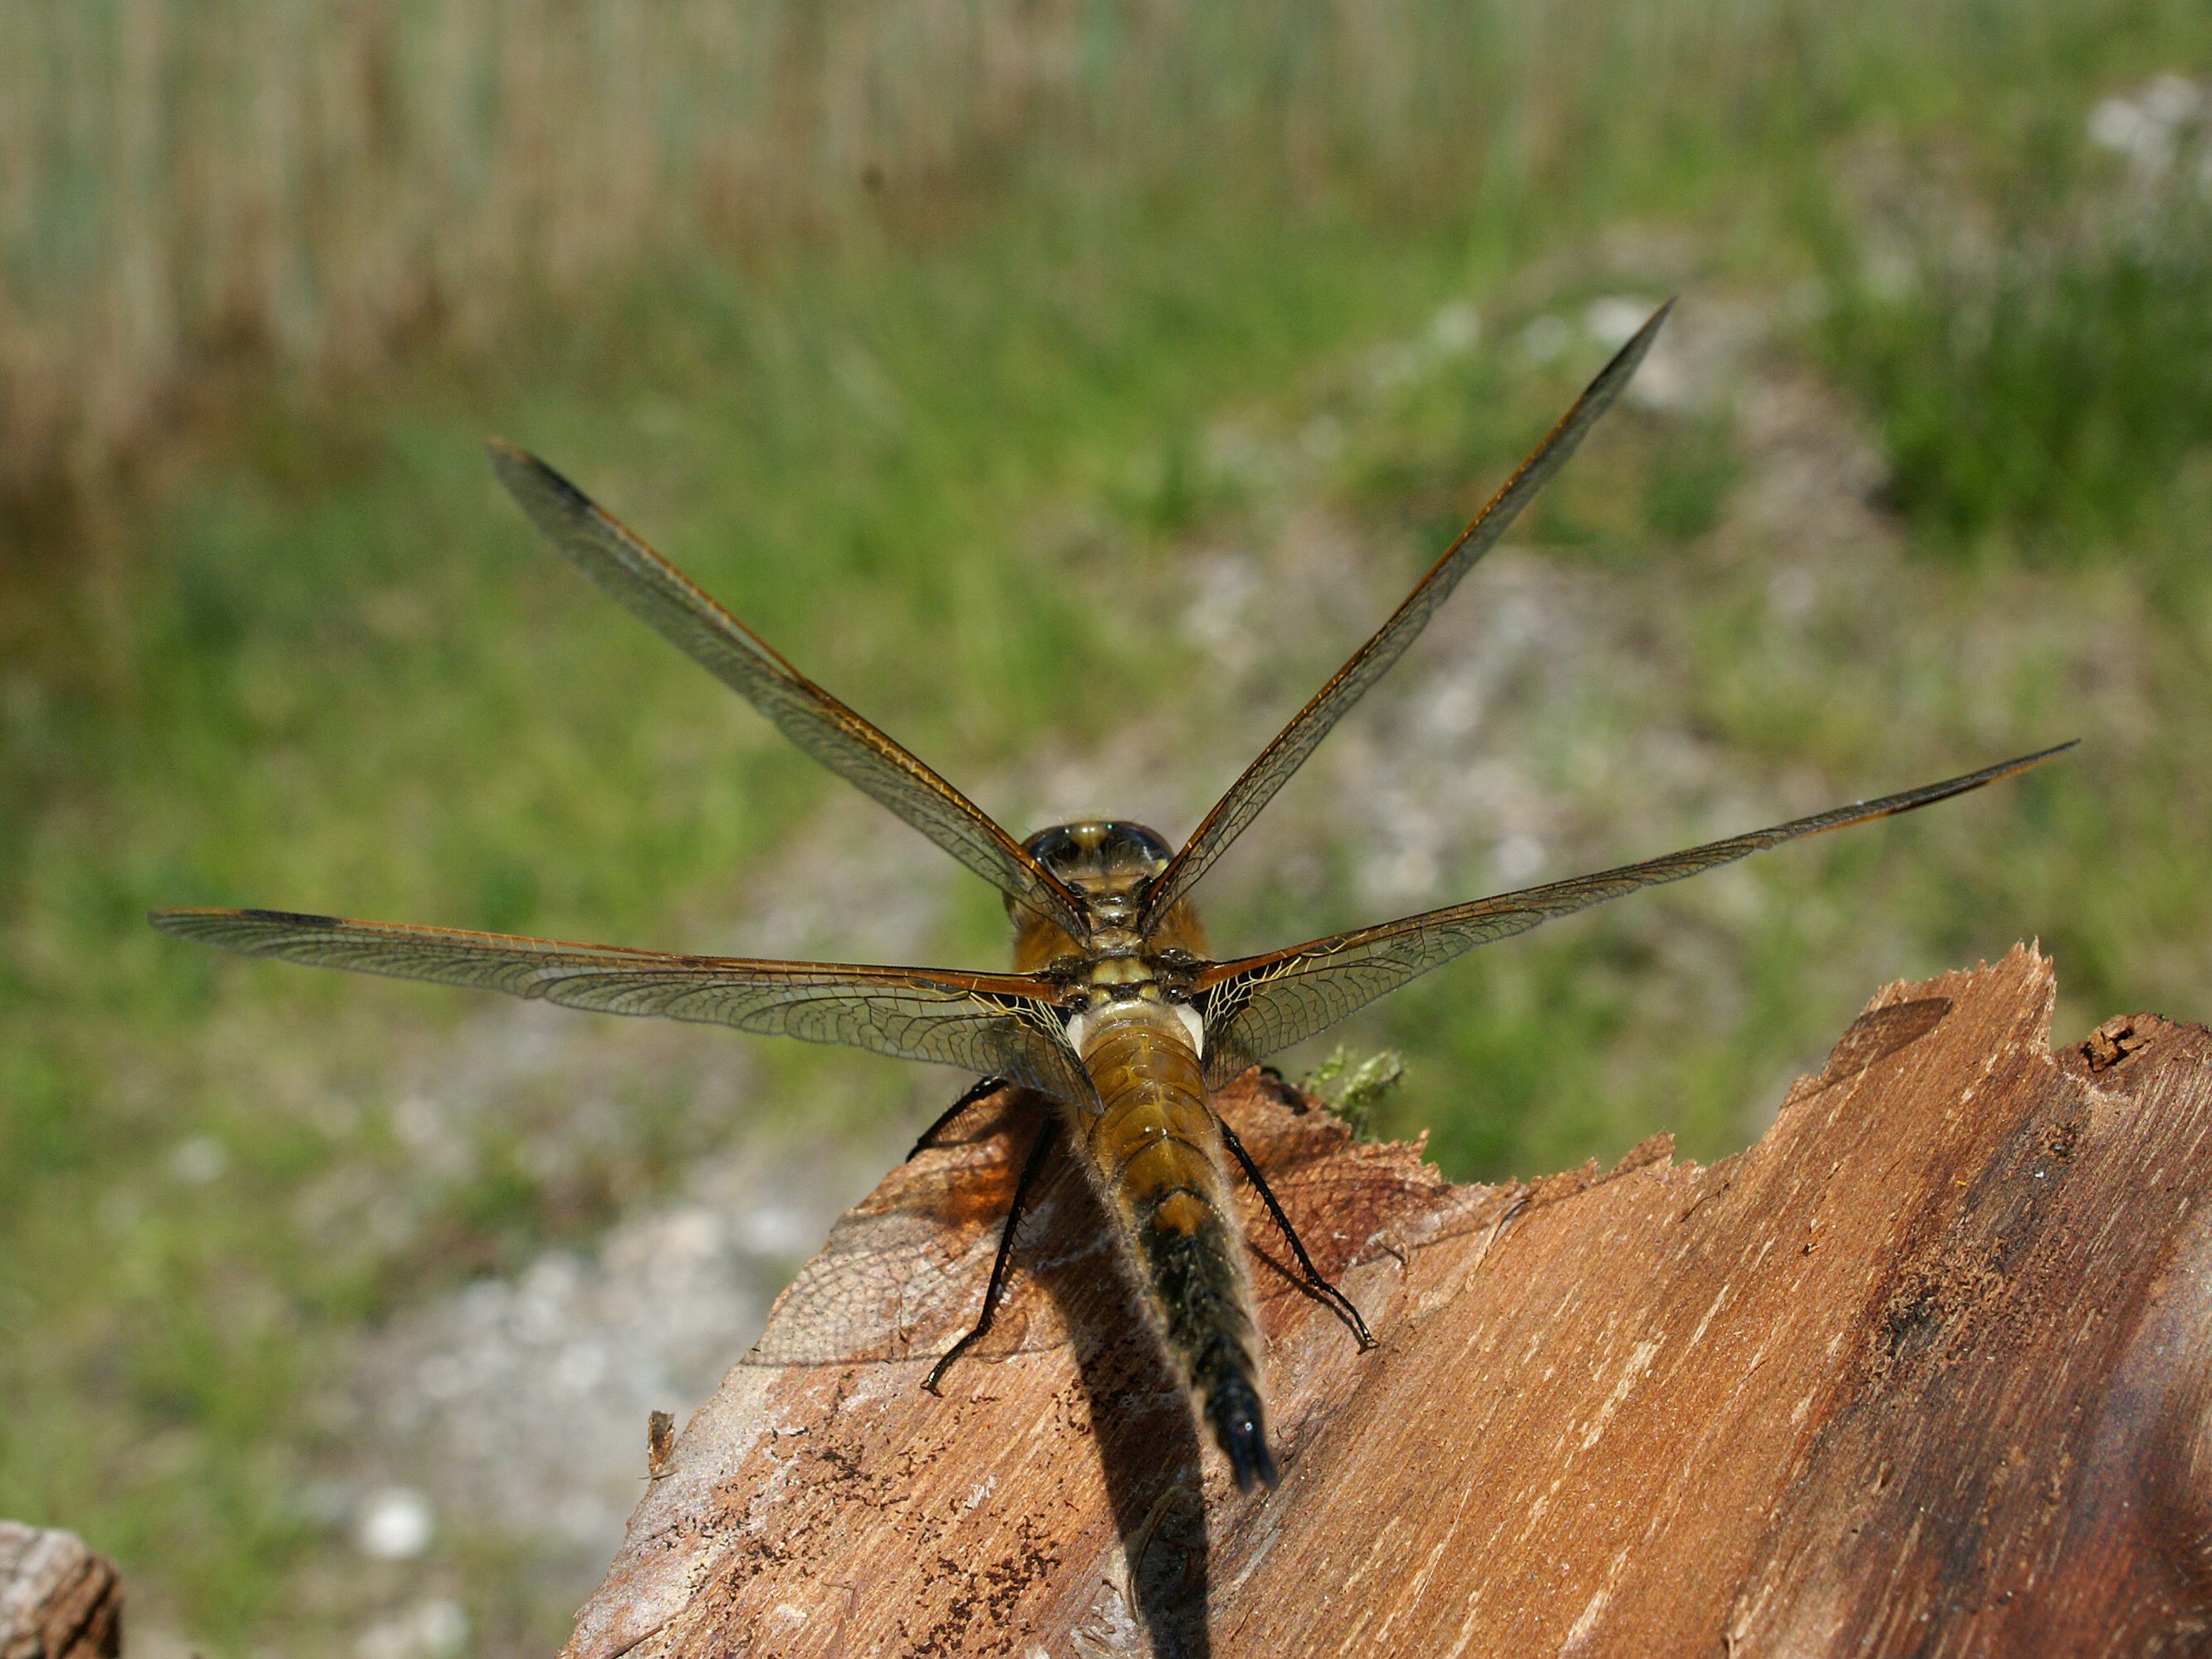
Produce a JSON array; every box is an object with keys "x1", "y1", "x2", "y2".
[{"x1": 1066, "y1": 1006, "x2": 1275, "y2": 1491}]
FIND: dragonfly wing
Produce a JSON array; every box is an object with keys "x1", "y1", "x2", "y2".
[
  {"x1": 152, "y1": 908, "x2": 1093, "y2": 1107},
  {"x1": 487, "y1": 442, "x2": 1089, "y2": 941},
  {"x1": 1141, "y1": 302, "x2": 1672, "y2": 933},
  {"x1": 1191, "y1": 744, "x2": 2073, "y2": 1088}
]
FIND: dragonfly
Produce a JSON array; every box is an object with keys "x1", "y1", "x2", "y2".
[{"x1": 152, "y1": 302, "x2": 2070, "y2": 1494}]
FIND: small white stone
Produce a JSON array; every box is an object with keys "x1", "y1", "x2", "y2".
[
  {"x1": 1430, "y1": 301, "x2": 1480, "y2": 355},
  {"x1": 655, "y1": 1208, "x2": 721, "y2": 1259},
  {"x1": 1583, "y1": 295, "x2": 1657, "y2": 351},
  {"x1": 355, "y1": 1487, "x2": 435, "y2": 1559},
  {"x1": 414, "y1": 1599, "x2": 468, "y2": 1658},
  {"x1": 1494, "y1": 834, "x2": 1546, "y2": 887},
  {"x1": 2089, "y1": 95, "x2": 2151, "y2": 155},
  {"x1": 2142, "y1": 75, "x2": 2203, "y2": 126},
  {"x1": 169, "y1": 1136, "x2": 228, "y2": 1185},
  {"x1": 354, "y1": 1598, "x2": 467, "y2": 1659},
  {"x1": 390, "y1": 1095, "x2": 445, "y2": 1152},
  {"x1": 1769, "y1": 565, "x2": 1818, "y2": 620},
  {"x1": 413, "y1": 1353, "x2": 467, "y2": 1401},
  {"x1": 734, "y1": 1201, "x2": 816, "y2": 1258},
  {"x1": 553, "y1": 1340, "x2": 607, "y2": 1394},
  {"x1": 1299, "y1": 414, "x2": 1346, "y2": 463},
  {"x1": 1519, "y1": 315, "x2": 1572, "y2": 364}
]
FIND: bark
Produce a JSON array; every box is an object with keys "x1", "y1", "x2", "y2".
[
  {"x1": 565, "y1": 945, "x2": 2212, "y2": 1657},
  {"x1": 0, "y1": 1524, "x2": 121, "y2": 1659}
]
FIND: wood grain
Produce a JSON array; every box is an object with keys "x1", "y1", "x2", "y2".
[
  {"x1": 0, "y1": 1524, "x2": 121, "y2": 1659},
  {"x1": 565, "y1": 945, "x2": 2212, "y2": 1657}
]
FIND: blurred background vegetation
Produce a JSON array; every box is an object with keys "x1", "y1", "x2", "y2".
[{"x1": 4, "y1": 0, "x2": 2211, "y2": 1652}]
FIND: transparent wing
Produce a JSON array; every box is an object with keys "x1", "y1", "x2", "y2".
[
  {"x1": 152, "y1": 908, "x2": 1094, "y2": 1106},
  {"x1": 487, "y1": 441, "x2": 1089, "y2": 941},
  {"x1": 1140, "y1": 302, "x2": 1672, "y2": 934},
  {"x1": 1191, "y1": 744, "x2": 2073, "y2": 1087}
]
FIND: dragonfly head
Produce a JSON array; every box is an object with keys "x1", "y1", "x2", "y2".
[
  {"x1": 1011, "y1": 821, "x2": 1211, "y2": 967},
  {"x1": 1019, "y1": 821, "x2": 1172, "y2": 923}
]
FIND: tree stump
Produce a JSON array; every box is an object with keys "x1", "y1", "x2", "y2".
[
  {"x1": 0, "y1": 1524, "x2": 121, "y2": 1659},
  {"x1": 564, "y1": 946, "x2": 2212, "y2": 1656}
]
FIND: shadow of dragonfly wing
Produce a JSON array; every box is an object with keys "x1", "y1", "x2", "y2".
[
  {"x1": 746, "y1": 1095, "x2": 1116, "y2": 1368},
  {"x1": 487, "y1": 441, "x2": 1090, "y2": 942},
  {"x1": 1191, "y1": 744, "x2": 2073, "y2": 1088},
  {"x1": 149, "y1": 908, "x2": 1092, "y2": 1106}
]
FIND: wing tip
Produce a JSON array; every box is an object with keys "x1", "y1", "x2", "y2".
[
  {"x1": 1981, "y1": 737, "x2": 2080, "y2": 789},
  {"x1": 1804, "y1": 737, "x2": 2078, "y2": 839},
  {"x1": 485, "y1": 437, "x2": 591, "y2": 516},
  {"x1": 1600, "y1": 295, "x2": 1676, "y2": 385},
  {"x1": 1948, "y1": 737, "x2": 2080, "y2": 795}
]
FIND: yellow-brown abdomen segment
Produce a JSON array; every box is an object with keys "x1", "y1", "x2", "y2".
[{"x1": 1063, "y1": 1006, "x2": 1275, "y2": 1490}]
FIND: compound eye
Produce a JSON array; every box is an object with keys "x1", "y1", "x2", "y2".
[
  {"x1": 1022, "y1": 825, "x2": 1075, "y2": 869},
  {"x1": 1104, "y1": 822, "x2": 1173, "y2": 871}
]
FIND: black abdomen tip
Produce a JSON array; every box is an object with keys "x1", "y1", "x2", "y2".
[{"x1": 1207, "y1": 1373, "x2": 1279, "y2": 1493}]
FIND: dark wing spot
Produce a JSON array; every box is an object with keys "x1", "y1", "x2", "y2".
[{"x1": 242, "y1": 908, "x2": 345, "y2": 928}]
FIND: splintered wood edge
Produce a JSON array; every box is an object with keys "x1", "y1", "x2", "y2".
[
  {"x1": 0, "y1": 1522, "x2": 123, "y2": 1659},
  {"x1": 564, "y1": 944, "x2": 2212, "y2": 1657}
]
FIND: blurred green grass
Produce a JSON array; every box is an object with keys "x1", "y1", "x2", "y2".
[{"x1": 5, "y1": 3, "x2": 2212, "y2": 1654}]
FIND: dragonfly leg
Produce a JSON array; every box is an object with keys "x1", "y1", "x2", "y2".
[
  {"x1": 924, "y1": 1114, "x2": 1060, "y2": 1395},
  {"x1": 1215, "y1": 1112, "x2": 1378, "y2": 1351},
  {"x1": 907, "y1": 1074, "x2": 1009, "y2": 1162}
]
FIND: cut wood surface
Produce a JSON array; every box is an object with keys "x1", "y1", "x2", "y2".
[
  {"x1": 565, "y1": 946, "x2": 2212, "y2": 1657},
  {"x1": 0, "y1": 1524, "x2": 121, "y2": 1659}
]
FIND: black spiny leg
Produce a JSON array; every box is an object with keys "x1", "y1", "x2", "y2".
[
  {"x1": 1216, "y1": 1113, "x2": 1378, "y2": 1351},
  {"x1": 907, "y1": 1074, "x2": 1008, "y2": 1162},
  {"x1": 923, "y1": 1115, "x2": 1060, "y2": 1395}
]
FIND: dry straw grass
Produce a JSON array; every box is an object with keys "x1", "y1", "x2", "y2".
[{"x1": 0, "y1": 0, "x2": 1789, "y2": 504}]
